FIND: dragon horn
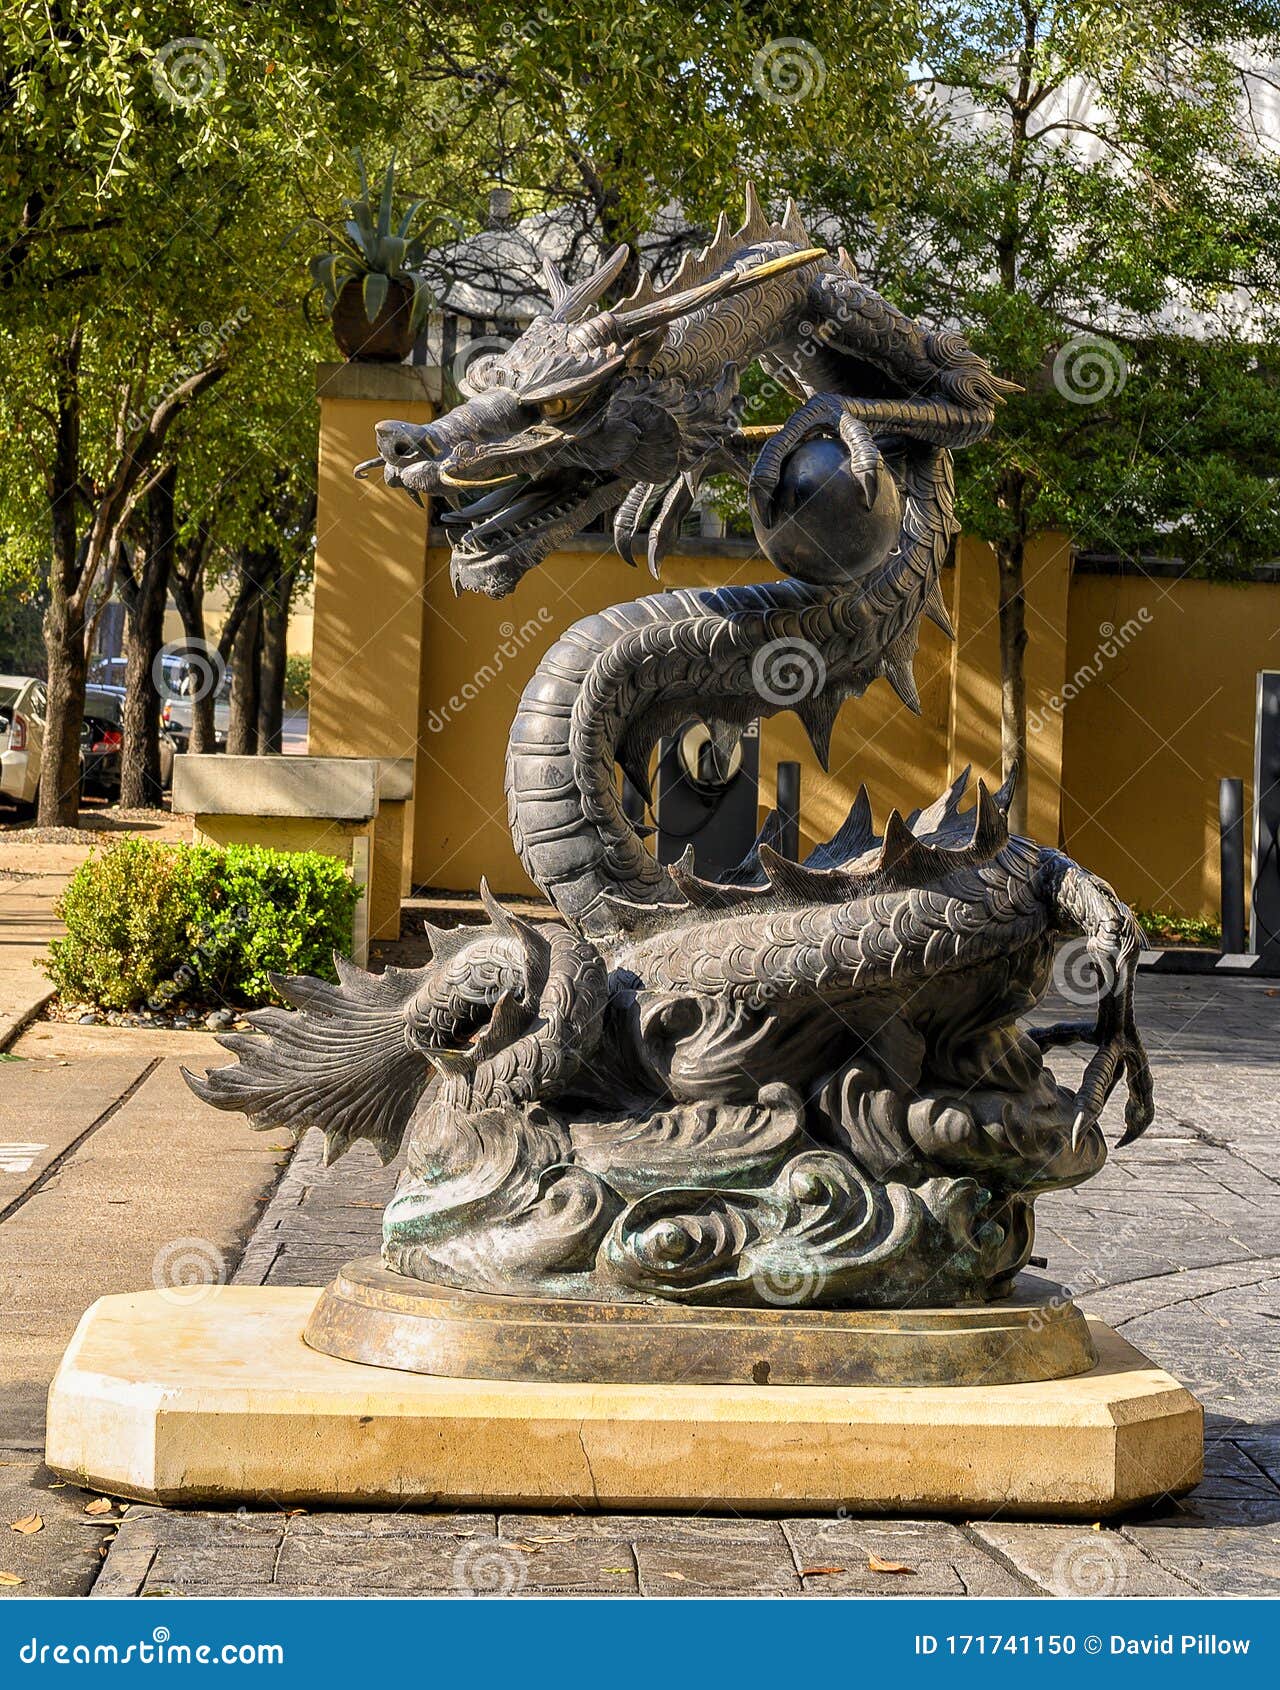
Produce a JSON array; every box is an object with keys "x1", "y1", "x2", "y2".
[
  {"x1": 551, "y1": 243, "x2": 631, "y2": 322},
  {"x1": 612, "y1": 248, "x2": 827, "y2": 340}
]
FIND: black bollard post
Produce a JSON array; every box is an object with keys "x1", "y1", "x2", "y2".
[
  {"x1": 777, "y1": 761, "x2": 801, "y2": 861},
  {"x1": 1219, "y1": 776, "x2": 1246, "y2": 956}
]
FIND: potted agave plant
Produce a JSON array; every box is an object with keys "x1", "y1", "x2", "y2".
[{"x1": 306, "y1": 151, "x2": 438, "y2": 361}]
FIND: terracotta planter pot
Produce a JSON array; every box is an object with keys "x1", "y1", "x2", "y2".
[{"x1": 330, "y1": 277, "x2": 416, "y2": 362}]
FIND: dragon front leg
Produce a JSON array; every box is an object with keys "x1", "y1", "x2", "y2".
[
  {"x1": 747, "y1": 393, "x2": 885, "y2": 534},
  {"x1": 1032, "y1": 854, "x2": 1156, "y2": 1152}
]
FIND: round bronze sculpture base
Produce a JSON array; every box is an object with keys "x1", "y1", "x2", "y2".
[{"x1": 304, "y1": 1258, "x2": 1097, "y2": 1387}]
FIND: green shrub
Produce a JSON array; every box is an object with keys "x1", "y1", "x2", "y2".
[
  {"x1": 283, "y1": 653, "x2": 311, "y2": 705},
  {"x1": 44, "y1": 841, "x2": 361, "y2": 1011},
  {"x1": 1135, "y1": 907, "x2": 1221, "y2": 948},
  {"x1": 44, "y1": 840, "x2": 192, "y2": 1010}
]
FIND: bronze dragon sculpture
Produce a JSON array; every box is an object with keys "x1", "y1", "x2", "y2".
[{"x1": 188, "y1": 189, "x2": 1153, "y2": 1308}]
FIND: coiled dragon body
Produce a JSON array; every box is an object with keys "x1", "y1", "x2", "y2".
[{"x1": 189, "y1": 190, "x2": 1154, "y2": 1308}]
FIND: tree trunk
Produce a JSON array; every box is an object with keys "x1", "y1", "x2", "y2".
[
  {"x1": 995, "y1": 535, "x2": 1029, "y2": 835},
  {"x1": 257, "y1": 573, "x2": 289, "y2": 754},
  {"x1": 38, "y1": 593, "x2": 87, "y2": 824},
  {"x1": 37, "y1": 333, "x2": 85, "y2": 826},
  {"x1": 119, "y1": 468, "x2": 176, "y2": 808},
  {"x1": 171, "y1": 577, "x2": 217, "y2": 754},
  {"x1": 227, "y1": 597, "x2": 262, "y2": 755}
]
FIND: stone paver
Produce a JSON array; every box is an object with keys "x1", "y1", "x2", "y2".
[{"x1": 69, "y1": 973, "x2": 1280, "y2": 1597}]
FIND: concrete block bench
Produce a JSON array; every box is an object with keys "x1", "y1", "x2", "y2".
[{"x1": 172, "y1": 756, "x2": 414, "y2": 965}]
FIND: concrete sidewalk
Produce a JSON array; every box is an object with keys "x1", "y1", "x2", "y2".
[
  {"x1": 0, "y1": 860, "x2": 81, "y2": 1049},
  {"x1": 0, "y1": 1020, "x2": 291, "y2": 1595},
  {"x1": 83, "y1": 973, "x2": 1280, "y2": 1600}
]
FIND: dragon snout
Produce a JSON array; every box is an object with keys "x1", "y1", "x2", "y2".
[{"x1": 375, "y1": 419, "x2": 438, "y2": 466}]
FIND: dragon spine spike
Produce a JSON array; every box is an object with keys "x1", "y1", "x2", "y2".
[
  {"x1": 924, "y1": 577, "x2": 956, "y2": 639},
  {"x1": 796, "y1": 693, "x2": 841, "y2": 769},
  {"x1": 908, "y1": 764, "x2": 971, "y2": 835},
  {"x1": 837, "y1": 244, "x2": 860, "y2": 280},
  {"x1": 878, "y1": 808, "x2": 918, "y2": 872},
  {"x1": 613, "y1": 247, "x2": 827, "y2": 341},
  {"x1": 995, "y1": 757, "x2": 1021, "y2": 814},
  {"x1": 804, "y1": 783, "x2": 877, "y2": 869},
  {"x1": 422, "y1": 920, "x2": 472, "y2": 962},
  {"x1": 967, "y1": 781, "x2": 1008, "y2": 855},
  {"x1": 743, "y1": 180, "x2": 768, "y2": 238}
]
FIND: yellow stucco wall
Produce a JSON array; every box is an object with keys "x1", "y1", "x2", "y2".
[
  {"x1": 307, "y1": 371, "x2": 1279, "y2": 922},
  {"x1": 410, "y1": 537, "x2": 958, "y2": 891},
  {"x1": 1060, "y1": 572, "x2": 1278, "y2": 919}
]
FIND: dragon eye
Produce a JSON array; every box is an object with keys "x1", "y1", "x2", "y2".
[{"x1": 538, "y1": 393, "x2": 587, "y2": 422}]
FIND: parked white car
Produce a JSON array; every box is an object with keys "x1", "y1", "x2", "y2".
[{"x1": 0, "y1": 675, "x2": 47, "y2": 815}]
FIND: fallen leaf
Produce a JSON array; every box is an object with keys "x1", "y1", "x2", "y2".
[
  {"x1": 284, "y1": 1508, "x2": 307, "y2": 1518},
  {"x1": 84, "y1": 1497, "x2": 113, "y2": 1515},
  {"x1": 661, "y1": 1570, "x2": 687, "y2": 1581},
  {"x1": 800, "y1": 1564, "x2": 846, "y2": 1577},
  {"x1": 867, "y1": 1553, "x2": 914, "y2": 1574},
  {"x1": 503, "y1": 1541, "x2": 543, "y2": 1554},
  {"x1": 601, "y1": 1566, "x2": 630, "y2": 1574},
  {"x1": 10, "y1": 1514, "x2": 43, "y2": 1535},
  {"x1": 0, "y1": 1571, "x2": 24, "y2": 1586}
]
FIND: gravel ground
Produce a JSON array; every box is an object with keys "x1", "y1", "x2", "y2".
[{"x1": 0, "y1": 805, "x2": 191, "y2": 846}]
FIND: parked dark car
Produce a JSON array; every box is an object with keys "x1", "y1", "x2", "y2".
[{"x1": 81, "y1": 687, "x2": 176, "y2": 798}]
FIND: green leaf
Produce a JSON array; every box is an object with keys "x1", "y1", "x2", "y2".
[{"x1": 362, "y1": 270, "x2": 389, "y2": 323}]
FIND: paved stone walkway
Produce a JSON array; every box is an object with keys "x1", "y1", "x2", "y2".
[{"x1": 81, "y1": 972, "x2": 1279, "y2": 1600}]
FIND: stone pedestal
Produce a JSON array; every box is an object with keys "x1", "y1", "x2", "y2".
[{"x1": 45, "y1": 1286, "x2": 1202, "y2": 1518}]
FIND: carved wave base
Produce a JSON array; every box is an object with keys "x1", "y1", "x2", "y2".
[
  {"x1": 379, "y1": 990, "x2": 1102, "y2": 1310},
  {"x1": 305, "y1": 1258, "x2": 1098, "y2": 1386},
  {"x1": 46, "y1": 1286, "x2": 1204, "y2": 1516}
]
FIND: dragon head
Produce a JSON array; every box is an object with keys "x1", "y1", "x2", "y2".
[{"x1": 361, "y1": 231, "x2": 824, "y2": 596}]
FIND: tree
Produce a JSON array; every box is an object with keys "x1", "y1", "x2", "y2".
[
  {"x1": 849, "y1": 0, "x2": 1280, "y2": 828},
  {"x1": 0, "y1": 2, "x2": 395, "y2": 820},
  {"x1": 391, "y1": 2, "x2": 925, "y2": 304}
]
